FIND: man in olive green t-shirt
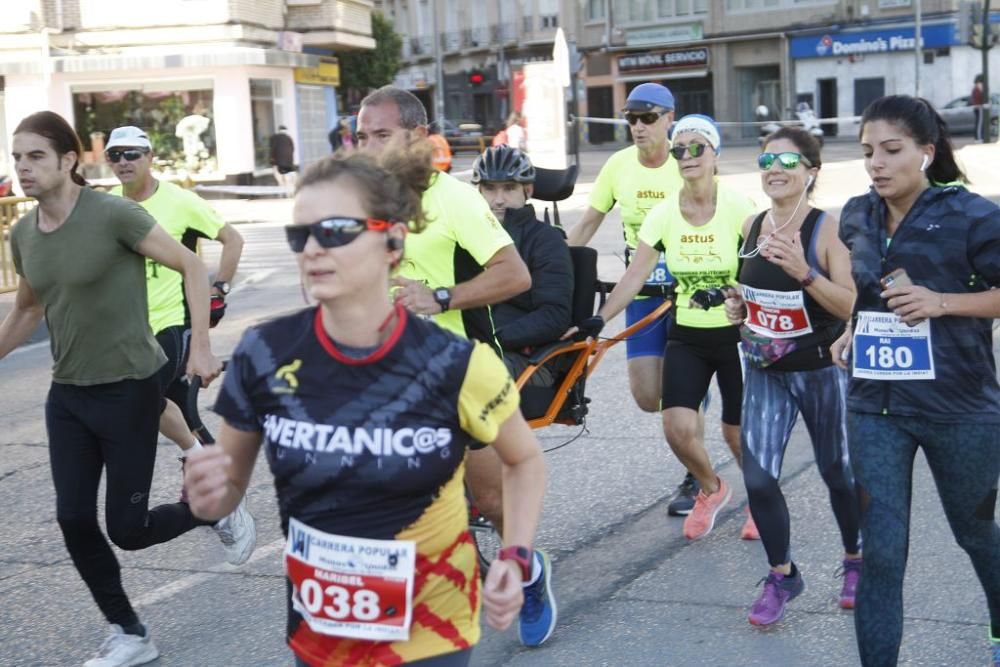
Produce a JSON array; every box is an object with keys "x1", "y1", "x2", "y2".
[{"x1": 0, "y1": 111, "x2": 252, "y2": 666}]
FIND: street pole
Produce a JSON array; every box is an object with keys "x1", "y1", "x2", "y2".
[
  {"x1": 914, "y1": 0, "x2": 922, "y2": 97},
  {"x1": 982, "y1": 0, "x2": 992, "y2": 143},
  {"x1": 497, "y1": 0, "x2": 507, "y2": 122},
  {"x1": 433, "y1": 0, "x2": 446, "y2": 124}
]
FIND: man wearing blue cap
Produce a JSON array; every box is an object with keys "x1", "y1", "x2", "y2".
[{"x1": 568, "y1": 82, "x2": 700, "y2": 515}]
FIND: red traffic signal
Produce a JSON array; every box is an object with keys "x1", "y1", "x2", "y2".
[{"x1": 469, "y1": 70, "x2": 485, "y2": 86}]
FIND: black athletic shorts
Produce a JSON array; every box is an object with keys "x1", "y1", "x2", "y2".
[
  {"x1": 154, "y1": 325, "x2": 191, "y2": 414},
  {"x1": 662, "y1": 323, "x2": 743, "y2": 425}
]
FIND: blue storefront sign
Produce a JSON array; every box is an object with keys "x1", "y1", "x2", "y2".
[{"x1": 791, "y1": 23, "x2": 958, "y2": 59}]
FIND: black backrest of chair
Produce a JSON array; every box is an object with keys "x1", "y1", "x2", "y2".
[
  {"x1": 533, "y1": 164, "x2": 579, "y2": 203},
  {"x1": 569, "y1": 246, "x2": 598, "y2": 326}
]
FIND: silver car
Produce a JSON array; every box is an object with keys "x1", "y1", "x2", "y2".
[{"x1": 939, "y1": 94, "x2": 999, "y2": 137}]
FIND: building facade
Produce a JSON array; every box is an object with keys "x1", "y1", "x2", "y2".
[
  {"x1": 378, "y1": 0, "x2": 575, "y2": 133},
  {"x1": 577, "y1": 0, "x2": 999, "y2": 144},
  {"x1": 0, "y1": 0, "x2": 375, "y2": 184}
]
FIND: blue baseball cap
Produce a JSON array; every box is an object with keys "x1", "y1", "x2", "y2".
[{"x1": 624, "y1": 83, "x2": 675, "y2": 112}]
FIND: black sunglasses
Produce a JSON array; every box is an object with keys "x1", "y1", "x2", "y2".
[
  {"x1": 625, "y1": 111, "x2": 662, "y2": 126},
  {"x1": 670, "y1": 143, "x2": 709, "y2": 160},
  {"x1": 105, "y1": 149, "x2": 148, "y2": 163},
  {"x1": 758, "y1": 152, "x2": 812, "y2": 170},
  {"x1": 285, "y1": 217, "x2": 392, "y2": 253}
]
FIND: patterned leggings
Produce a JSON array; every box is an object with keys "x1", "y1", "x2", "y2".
[
  {"x1": 742, "y1": 364, "x2": 860, "y2": 567},
  {"x1": 848, "y1": 412, "x2": 1000, "y2": 667}
]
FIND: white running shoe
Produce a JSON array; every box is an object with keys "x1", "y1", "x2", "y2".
[
  {"x1": 213, "y1": 497, "x2": 257, "y2": 566},
  {"x1": 83, "y1": 625, "x2": 158, "y2": 667}
]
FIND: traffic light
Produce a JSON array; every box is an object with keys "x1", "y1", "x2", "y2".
[{"x1": 469, "y1": 70, "x2": 485, "y2": 86}]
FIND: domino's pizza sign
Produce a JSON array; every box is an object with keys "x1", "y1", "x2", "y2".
[{"x1": 791, "y1": 23, "x2": 958, "y2": 59}]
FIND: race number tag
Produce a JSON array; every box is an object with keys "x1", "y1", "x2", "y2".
[
  {"x1": 852, "y1": 311, "x2": 935, "y2": 380},
  {"x1": 742, "y1": 286, "x2": 813, "y2": 339},
  {"x1": 645, "y1": 253, "x2": 672, "y2": 287},
  {"x1": 285, "y1": 518, "x2": 416, "y2": 642}
]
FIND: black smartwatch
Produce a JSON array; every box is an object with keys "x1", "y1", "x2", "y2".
[
  {"x1": 213, "y1": 280, "x2": 231, "y2": 296},
  {"x1": 432, "y1": 287, "x2": 452, "y2": 312}
]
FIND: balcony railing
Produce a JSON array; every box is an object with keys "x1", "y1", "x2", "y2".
[{"x1": 408, "y1": 35, "x2": 433, "y2": 56}]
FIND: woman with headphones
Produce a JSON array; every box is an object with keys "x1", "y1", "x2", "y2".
[{"x1": 723, "y1": 127, "x2": 861, "y2": 627}]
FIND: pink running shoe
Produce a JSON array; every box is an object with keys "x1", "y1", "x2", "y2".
[
  {"x1": 741, "y1": 506, "x2": 760, "y2": 541},
  {"x1": 683, "y1": 477, "x2": 732, "y2": 540}
]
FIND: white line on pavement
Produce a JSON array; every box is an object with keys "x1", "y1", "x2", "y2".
[{"x1": 134, "y1": 538, "x2": 285, "y2": 609}]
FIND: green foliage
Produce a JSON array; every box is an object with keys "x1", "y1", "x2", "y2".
[{"x1": 338, "y1": 11, "x2": 402, "y2": 95}]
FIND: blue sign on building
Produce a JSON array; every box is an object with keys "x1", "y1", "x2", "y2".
[{"x1": 790, "y1": 23, "x2": 959, "y2": 59}]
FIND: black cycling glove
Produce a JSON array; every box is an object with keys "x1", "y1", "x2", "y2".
[{"x1": 578, "y1": 315, "x2": 605, "y2": 339}]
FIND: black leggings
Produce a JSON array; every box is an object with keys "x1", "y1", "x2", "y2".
[
  {"x1": 154, "y1": 325, "x2": 198, "y2": 428},
  {"x1": 662, "y1": 325, "x2": 743, "y2": 425},
  {"x1": 295, "y1": 649, "x2": 472, "y2": 667},
  {"x1": 46, "y1": 377, "x2": 209, "y2": 627}
]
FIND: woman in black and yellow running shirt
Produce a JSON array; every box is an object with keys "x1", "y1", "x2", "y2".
[
  {"x1": 586, "y1": 114, "x2": 756, "y2": 542},
  {"x1": 184, "y1": 141, "x2": 546, "y2": 667}
]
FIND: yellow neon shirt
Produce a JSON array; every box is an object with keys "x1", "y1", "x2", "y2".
[
  {"x1": 111, "y1": 181, "x2": 225, "y2": 335},
  {"x1": 398, "y1": 172, "x2": 513, "y2": 337},
  {"x1": 639, "y1": 183, "x2": 756, "y2": 328},
  {"x1": 588, "y1": 144, "x2": 685, "y2": 249}
]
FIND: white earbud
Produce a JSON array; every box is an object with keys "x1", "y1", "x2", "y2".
[
  {"x1": 806, "y1": 175, "x2": 815, "y2": 188},
  {"x1": 920, "y1": 155, "x2": 929, "y2": 172}
]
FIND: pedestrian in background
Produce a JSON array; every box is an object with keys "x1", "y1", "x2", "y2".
[
  {"x1": 971, "y1": 74, "x2": 986, "y2": 143},
  {"x1": 269, "y1": 125, "x2": 296, "y2": 191}
]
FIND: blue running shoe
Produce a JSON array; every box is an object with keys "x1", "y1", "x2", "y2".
[{"x1": 519, "y1": 550, "x2": 557, "y2": 647}]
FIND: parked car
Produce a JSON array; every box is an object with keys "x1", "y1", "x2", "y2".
[
  {"x1": 939, "y1": 94, "x2": 999, "y2": 137},
  {"x1": 429, "y1": 119, "x2": 493, "y2": 153}
]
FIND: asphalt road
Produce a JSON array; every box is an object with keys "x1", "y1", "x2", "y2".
[{"x1": 1, "y1": 141, "x2": 997, "y2": 667}]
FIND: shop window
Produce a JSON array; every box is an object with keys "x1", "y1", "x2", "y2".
[
  {"x1": 586, "y1": 0, "x2": 606, "y2": 20},
  {"x1": 250, "y1": 79, "x2": 286, "y2": 170},
  {"x1": 71, "y1": 81, "x2": 216, "y2": 176}
]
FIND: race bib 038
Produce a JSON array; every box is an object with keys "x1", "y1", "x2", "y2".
[{"x1": 285, "y1": 518, "x2": 416, "y2": 642}]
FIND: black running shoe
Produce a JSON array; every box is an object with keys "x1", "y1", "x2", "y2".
[{"x1": 667, "y1": 472, "x2": 700, "y2": 516}]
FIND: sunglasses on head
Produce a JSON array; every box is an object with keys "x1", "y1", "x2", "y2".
[
  {"x1": 757, "y1": 152, "x2": 812, "y2": 171},
  {"x1": 625, "y1": 111, "x2": 662, "y2": 126},
  {"x1": 285, "y1": 217, "x2": 392, "y2": 253},
  {"x1": 669, "y1": 143, "x2": 709, "y2": 160},
  {"x1": 105, "y1": 149, "x2": 148, "y2": 163}
]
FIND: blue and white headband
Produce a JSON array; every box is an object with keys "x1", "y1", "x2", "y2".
[{"x1": 672, "y1": 114, "x2": 722, "y2": 154}]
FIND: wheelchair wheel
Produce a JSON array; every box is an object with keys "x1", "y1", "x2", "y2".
[{"x1": 468, "y1": 507, "x2": 502, "y2": 579}]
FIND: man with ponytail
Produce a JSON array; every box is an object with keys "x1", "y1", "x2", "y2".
[
  {"x1": 0, "y1": 111, "x2": 247, "y2": 667},
  {"x1": 832, "y1": 95, "x2": 1000, "y2": 667}
]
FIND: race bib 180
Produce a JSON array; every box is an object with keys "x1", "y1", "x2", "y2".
[
  {"x1": 285, "y1": 518, "x2": 416, "y2": 642},
  {"x1": 852, "y1": 311, "x2": 935, "y2": 381}
]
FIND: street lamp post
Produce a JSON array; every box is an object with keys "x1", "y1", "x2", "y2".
[
  {"x1": 433, "y1": 0, "x2": 446, "y2": 123},
  {"x1": 914, "y1": 0, "x2": 922, "y2": 97}
]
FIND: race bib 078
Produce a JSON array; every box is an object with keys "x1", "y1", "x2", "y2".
[
  {"x1": 742, "y1": 285, "x2": 813, "y2": 339},
  {"x1": 285, "y1": 518, "x2": 416, "y2": 642},
  {"x1": 852, "y1": 311, "x2": 935, "y2": 381}
]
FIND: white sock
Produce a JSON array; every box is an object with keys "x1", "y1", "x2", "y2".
[
  {"x1": 522, "y1": 551, "x2": 543, "y2": 587},
  {"x1": 180, "y1": 441, "x2": 204, "y2": 457}
]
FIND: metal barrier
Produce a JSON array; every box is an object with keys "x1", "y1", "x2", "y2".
[{"x1": 0, "y1": 197, "x2": 35, "y2": 293}]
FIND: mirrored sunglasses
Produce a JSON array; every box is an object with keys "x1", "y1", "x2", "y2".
[
  {"x1": 105, "y1": 149, "x2": 148, "y2": 163},
  {"x1": 669, "y1": 143, "x2": 708, "y2": 160},
  {"x1": 757, "y1": 152, "x2": 812, "y2": 171},
  {"x1": 625, "y1": 112, "x2": 662, "y2": 126},
  {"x1": 285, "y1": 217, "x2": 391, "y2": 253}
]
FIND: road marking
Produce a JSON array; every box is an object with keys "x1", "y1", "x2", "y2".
[{"x1": 134, "y1": 538, "x2": 285, "y2": 608}]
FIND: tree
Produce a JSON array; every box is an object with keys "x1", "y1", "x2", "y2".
[{"x1": 339, "y1": 12, "x2": 402, "y2": 98}]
